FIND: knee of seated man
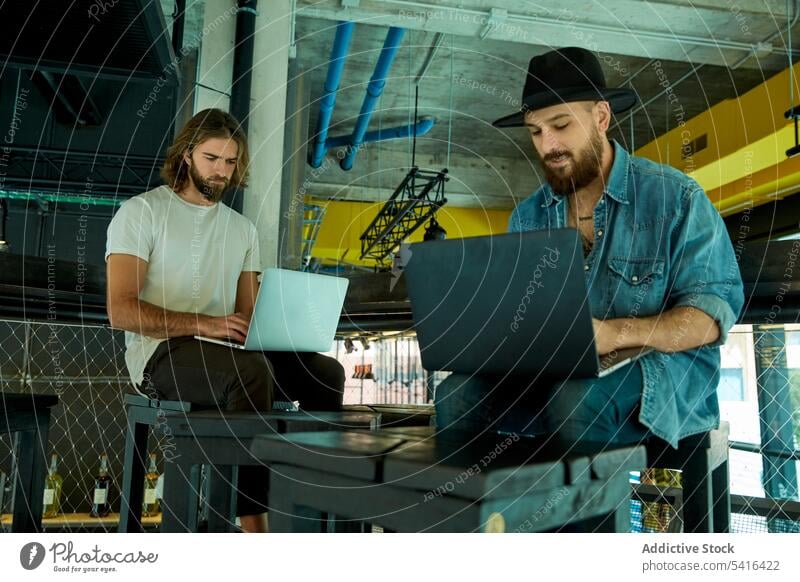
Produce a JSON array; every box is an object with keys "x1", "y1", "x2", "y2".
[
  {"x1": 304, "y1": 355, "x2": 345, "y2": 410},
  {"x1": 217, "y1": 353, "x2": 274, "y2": 412},
  {"x1": 544, "y1": 379, "x2": 609, "y2": 433},
  {"x1": 327, "y1": 356, "x2": 346, "y2": 389},
  {"x1": 311, "y1": 354, "x2": 345, "y2": 390},
  {"x1": 236, "y1": 352, "x2": 275, "y2": 389}
]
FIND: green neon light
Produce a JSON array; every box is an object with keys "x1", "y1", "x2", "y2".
[{"x1": 0, "y1": 189, "x2": 122, "y2": 207}]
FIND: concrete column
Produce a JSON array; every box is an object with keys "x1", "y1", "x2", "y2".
[
  {"x1": 243, "y1": 0, "x2": 291, "y2": 268},
  {"x1": 278, "y1": 58, "x2": 309, "y2": 270},
  {"x1": 195, "y1": 0, "x2": 236, "y2": 112}
]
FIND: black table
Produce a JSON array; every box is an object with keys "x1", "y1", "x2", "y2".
[
  {"x1": 0, "y1": 393, "x2": 59, "y2": 532},
  {"x1": 160, "y1": 409, "x2": 380, "y2": 532},
  {"x1": 252, "y1": 427, "x2": 646, "y2": 533}
]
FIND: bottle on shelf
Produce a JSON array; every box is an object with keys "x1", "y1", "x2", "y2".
[
  {"x1": 0, "y1": 470, "x2": 8, "y2": 515},
  {"x1": 141, "y1": 453, "x2": 160, "y2": 517},
  {"x1": 89, "y1": 453, "x2": 112, "y2": 518},
  {"x1": 42, "y1": 453, "x2": 63, "y2": 519}
]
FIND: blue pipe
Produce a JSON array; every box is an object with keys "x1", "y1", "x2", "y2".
[
  {"x1": 325, "y1": 117, "x2": 434, "y2": 150},
  {"x1": 340, "y1": 26, "x2": 406, "y2": 171},
  {"x1": 309, "y1": 21, "x2": 355, "y2": 168}
]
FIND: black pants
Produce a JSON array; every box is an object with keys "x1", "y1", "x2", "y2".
[{"x1": 141, "y1": 337, "x2": 345, "y2": 516}]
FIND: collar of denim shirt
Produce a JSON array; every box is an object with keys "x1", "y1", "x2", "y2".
[{"x1": 539, "y1": 139, "x2": 632, "y2": 208}]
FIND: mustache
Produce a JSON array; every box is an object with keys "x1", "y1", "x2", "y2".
[{"x1": 543, "y1": 150, "x2": 572, "y2": 163}]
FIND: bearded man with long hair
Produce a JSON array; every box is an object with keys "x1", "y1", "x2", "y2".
[{"x1": 106, "y1": 109, "x2": 345, "y2": 532}]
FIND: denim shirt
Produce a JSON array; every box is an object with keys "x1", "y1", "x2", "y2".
[{"x1": 508, "y1": 141, "x2": 744, "y2": 447}]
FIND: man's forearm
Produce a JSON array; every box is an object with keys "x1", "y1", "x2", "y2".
[
  {"x1": 108, "y1": 298, "x2": 207, "y2": 339},
  {"x1": 599, "y1": 306, "x2": 720, "y2": 354}
]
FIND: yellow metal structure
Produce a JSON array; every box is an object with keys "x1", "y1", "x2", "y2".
[
  {"x1": 308, "y1": 198, "x2": 511, "y2": 267},
  {"x1": 635, "y1": 62, "x2": 800, "y2": 216}
]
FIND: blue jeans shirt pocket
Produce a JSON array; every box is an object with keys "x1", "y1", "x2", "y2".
[{"x1": 606, "y1": 256, "x2": 666, "y2": 318}]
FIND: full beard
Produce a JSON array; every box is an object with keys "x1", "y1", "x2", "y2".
[
  {"x1": 188, "y1": 164, "x2": 230, "y2": 203},
  {"x1": 541, "y1": 129, "x2": 605, "y2": 196}
]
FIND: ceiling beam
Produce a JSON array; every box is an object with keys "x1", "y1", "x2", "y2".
[{"x1": 297, "y1": 0, "x2": 793, "y2": 69}]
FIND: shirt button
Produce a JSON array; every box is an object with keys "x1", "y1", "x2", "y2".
[
  {"x1": 584, "y1": 264, "x2": 590, "y2": 272},
  {"x1": 631, "y1": 275, "x2": 639, "y2": 282},
  {"x1": 597, "y1": 229, "x2": 604, "y2": 237}
]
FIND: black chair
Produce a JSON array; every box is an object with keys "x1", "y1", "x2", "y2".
[
  {"x1": 643, "y1": 422, "x2": 731, "y2": 533},
  {"x1": 118, "y1": 393, "x2": 191, "y2": 533},
  {"x1": 0, "y1": 393, "x2": 59, "y2": 532}
]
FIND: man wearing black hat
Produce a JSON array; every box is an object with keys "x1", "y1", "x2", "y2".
[{"x1": 435, "y1": 47, "x2": 744, "y2": 448}]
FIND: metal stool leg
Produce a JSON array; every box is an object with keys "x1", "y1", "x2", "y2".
[
  {"x1": 681, "y1": 450, "x2": 713, "y2": 533},
  {"x1": 207, "y1": 465, "x2": 237, "y2": 532},
  {"x1": 162, "y1": 458, "x2": 201, "y2": 532},
  {"x1": 711, "y1": 458, "x2": 731, "y2": 533},
  {"x1": 119, "y1": 409, "x2": 151, "y2": 533},
  {"x1": 11, "y1": 425, "x2": 48, "y2": 533}
]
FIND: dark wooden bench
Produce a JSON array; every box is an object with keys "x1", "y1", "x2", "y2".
[
  {"x1": 160, "y1": 409, "x2": 381, "y2": 532},
  {"x1": 252, "y1": 427, "x2": 646, "y2": 533},
  {"x1": 0, "y1": 393, "x2": 59, "y2": 532}
]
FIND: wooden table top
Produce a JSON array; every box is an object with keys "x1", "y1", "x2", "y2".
[{"x1": 252, "y1": 428, "x2": 646, "y2": 500}]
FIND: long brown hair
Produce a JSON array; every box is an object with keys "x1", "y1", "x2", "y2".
[{"x1": 160, "y1": 108, "x2": 250, "y2": 191}]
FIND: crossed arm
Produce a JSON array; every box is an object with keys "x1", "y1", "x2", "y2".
[
  {"x1": 592, "y1": 307, "x2": 720, "y2": 356},
  {"x1": 106, "y1": 253, "x2": 259, "y2": 344}
]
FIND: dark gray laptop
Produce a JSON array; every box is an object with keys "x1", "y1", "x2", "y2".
[{"x1": 404, "y1": 229, "x2": 650, "y2": 379}]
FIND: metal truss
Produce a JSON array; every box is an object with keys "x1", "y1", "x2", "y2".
[
  {"x1": 0, "y1": 146, "x2": 163, "y2": 201},
  {"x1": 301, "y1": 204, "x2": 327, "y2": 272},
  {"x1": 359, "y1": 166, "x2": 448, "y2": 264}
]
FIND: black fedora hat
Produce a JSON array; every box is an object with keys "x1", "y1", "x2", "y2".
[{"x1": 492, "y1": 47, "x2": 638, "y2": 128}]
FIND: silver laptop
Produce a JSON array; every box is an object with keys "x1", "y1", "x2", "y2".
[{"x1": 195, "y1": 268, "x2": 349, "y2": 352}]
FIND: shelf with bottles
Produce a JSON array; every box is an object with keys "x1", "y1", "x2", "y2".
[
  {"x1": 27, "y1": 450, "x2": 164, "y2": 523},
  {"x1": 1, "y1": 512, "x2": 161, "y2": 530}
]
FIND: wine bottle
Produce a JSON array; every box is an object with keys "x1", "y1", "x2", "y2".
[
  {"x1": 89, "y1": 453, "x2": 112, "y2": 518},
  {"x1": 141, "y1": 453, "x2": 160, "y2": 517},
  {"x1": 42, "y1": 453, "x2": 63, "y2": 519},
  {"x1": 0, "y1": 470, "x2": 8, "y2": 515}
]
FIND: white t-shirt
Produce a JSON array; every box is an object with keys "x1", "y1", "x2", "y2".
[{"x1": 105, "y1": 185, "x2": 261, "y2": 387}]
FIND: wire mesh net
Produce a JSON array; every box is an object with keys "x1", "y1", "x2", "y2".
[{"x1": 0, "y1": 319, "x2": 157, "y2": 531}]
